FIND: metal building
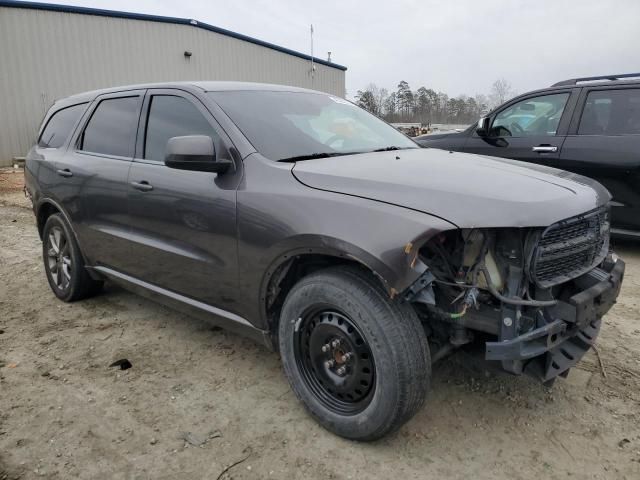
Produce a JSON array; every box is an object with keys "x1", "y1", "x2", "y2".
[{"x1": 0, "y1": 1, "x2": 347, "y2": 166}]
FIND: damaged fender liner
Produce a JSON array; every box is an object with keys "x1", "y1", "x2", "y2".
[
  {"x1": 402, "y1": 269, "x2": 436, "y2": 304},
  {"x1": 486, "y1": 257, "x2": 625, "y2": 381}
]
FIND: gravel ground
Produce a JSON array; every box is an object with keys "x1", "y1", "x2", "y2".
[{"x1": 1, "y1": 169, "x2": 639, "y2": 479}]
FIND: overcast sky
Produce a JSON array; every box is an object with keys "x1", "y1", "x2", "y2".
[{"x1": 28, "y1": 0, "x2": 640, "y2": 98}]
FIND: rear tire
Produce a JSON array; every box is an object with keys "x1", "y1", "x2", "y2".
[
  {"x1": 278, "y1": 266, "x2": 431, "y2": 441},
  {"x1": 42, "y1": 213, "x2": 103, "y2": 302}
]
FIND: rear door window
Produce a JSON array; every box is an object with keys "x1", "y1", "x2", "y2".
[
  {"x1": 79, "y1": 96, "x2": 140, "y2": 157},
  {"x1": 578, "y1": 89, "x2": 640, "y2": 135},
  {"x1": 143, "y1": 95, "x2": 219, "y2": 161},
  {"x1": 38, "y1": 103, "x2": 87, "y2": 148}
]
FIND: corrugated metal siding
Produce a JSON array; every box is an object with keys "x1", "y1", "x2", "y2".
[{"x1": 0, "y1": 7, "x2": 346, "y2": 165}]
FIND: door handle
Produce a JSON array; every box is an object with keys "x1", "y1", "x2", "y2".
[
  {"x1": 130, "y1": 181, "x2": 153, "y2": 192},
  {"x1": 532, "y1": 145, "x2": 558, "y2": 153},
  {"x1": 56, "y1": 168, "x2": 73, "y2": 178}
]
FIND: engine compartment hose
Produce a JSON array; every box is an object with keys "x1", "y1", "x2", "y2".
[{"x1": 480, "y1": 265, "x2": 558, "y2": 307}]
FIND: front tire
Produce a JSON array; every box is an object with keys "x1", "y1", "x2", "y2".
[
  {"x1": 278, "y1": 266, "x2": 431, "y2": 441},
  {"x1": 42, "y1": 213, "x2": 103, "y2": 302}
]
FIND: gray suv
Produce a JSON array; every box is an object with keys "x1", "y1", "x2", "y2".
[{"x1": 25, "y1": 82, "x2": 625, "y2": 440}]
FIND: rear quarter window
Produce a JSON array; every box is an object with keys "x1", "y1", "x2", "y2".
[{"x1": 38, "y1": 103, "x2": 87, "y2": 148}]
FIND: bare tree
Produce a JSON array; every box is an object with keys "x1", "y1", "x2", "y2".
[
  {"x1": 489, "y1": 79, "x2": 515, "y2": 109},
  {"x1": 473, "y1": 93, "x2": 490, "y2": 117},
  {"x1": 365, "y1": 84, "x2": 389, "y2": 116},
  {"x1": 361, "y1": 83, "x2": 390, "y2": 117}
]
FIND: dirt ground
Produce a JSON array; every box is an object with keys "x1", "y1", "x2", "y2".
[{"x1": 1, "y1": 167, "x2": 639, "y2": 480}]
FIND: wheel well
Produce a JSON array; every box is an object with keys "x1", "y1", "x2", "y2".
[
  {"x1": 264, "y1": 254, "x2": 385, "y2": 338},
  {"x1": 36, "y1": 202, "x2": 60, "y2": 239}
]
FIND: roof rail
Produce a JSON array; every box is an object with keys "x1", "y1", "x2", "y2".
[{"x1": 552, "y1": 73, "x2": 640, "y2": 87}]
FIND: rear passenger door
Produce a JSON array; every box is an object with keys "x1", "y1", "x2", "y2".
[
  {"x1": 125, "y1": 89, "x2": 242, "y2": 311},
  {"x1": 30, "y1": 102, "x2": 89, "y2": 202},
  {"x1": 464, "y1": 91, "x2": 576, "y2": 165},
  {"x1": 560, "y1": 86, "x2": 640, "y2": 233},
  {"x1": 57, "y1": 91, "x2": 144, "y2": 270}
]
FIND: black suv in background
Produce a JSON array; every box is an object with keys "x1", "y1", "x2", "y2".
[
  {"x1": 25, "y1": 82, "x2": 624, "y2": 440},
  {"x1": 414, "y1": 73, "x2": 640, "y2": 237}
]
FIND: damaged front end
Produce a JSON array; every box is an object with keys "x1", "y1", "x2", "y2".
[{"x1": 405, "y1": 206, "x2": 625, "y2": 383}]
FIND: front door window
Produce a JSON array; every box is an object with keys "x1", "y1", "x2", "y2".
[{"x1": 490, "y1": 93, "x2": 569, "y2": 137}]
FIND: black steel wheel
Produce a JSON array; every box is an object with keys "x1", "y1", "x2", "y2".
[
  {"x1": 279, "y1": 266, "x2": 431, "y2": 441},
  {"x1": 42, "y1": 213, "x2": 103, "y2": 302},
  {"x1": 295, "y1": 308, "x2": 375, "y2": 415}
]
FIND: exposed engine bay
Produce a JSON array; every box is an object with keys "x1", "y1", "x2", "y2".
[{"x1": 406, "y1": 216, "x2": 624, "y2": 383}]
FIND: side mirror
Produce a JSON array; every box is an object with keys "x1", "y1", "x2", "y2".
[
  {"x1": 476, "y1": 117, "x2": 490, "y2": 136},
  {"x1": 164, "y1": 135, "x2": 232, "y2": 173}
]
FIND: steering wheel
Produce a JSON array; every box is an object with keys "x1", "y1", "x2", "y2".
[{"x1": 492, "y1": 125, "x2": 512, "y2": 137}]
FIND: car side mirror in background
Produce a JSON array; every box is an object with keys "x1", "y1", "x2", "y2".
[
  {"x1": 476, "y1": 117, "x2": 490, "y2": 136},
  {"x1": 164, "y1": 135, "x2": 232, "y2": 173}
]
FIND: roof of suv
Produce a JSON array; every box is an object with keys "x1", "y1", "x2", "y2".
[
  {"x1": 551, "y1": 72, "x2": 640, "y2": 87},
  {"x1": 483, "y1": 73, "x2": 640, "y2": 114},
  {"x1": 56, "y1": 81, "x2": 326, "y2": 107}
]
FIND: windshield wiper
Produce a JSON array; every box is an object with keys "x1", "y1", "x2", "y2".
[
  {"x1": 278, "y1": 147, "x2": 414, "y2": 162},
  {"x1": 277, "y1": 152, "x2": 346, "y2": 162},
  {"x1": 372, "y1": 146, "x2": 410, "y2": 152}
]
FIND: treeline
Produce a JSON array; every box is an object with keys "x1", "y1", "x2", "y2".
[{"x1": 354, "y1": 79, "x2": 514, "y2": 125}]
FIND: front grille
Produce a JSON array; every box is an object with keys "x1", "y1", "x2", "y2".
[{"x1": 530, "y1": 207, "x2": 610, "y2": 288}]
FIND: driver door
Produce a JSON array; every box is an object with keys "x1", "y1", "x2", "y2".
[
  {"x1": 125, "y1": 89, "x2": 242, "y2": 312},
  {"x1": 464, "y1": 91, "x2": 577, "y2": 166}
]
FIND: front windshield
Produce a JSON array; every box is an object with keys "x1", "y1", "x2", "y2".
[{"x1": 209, "y1": 90, "x2": 418, "y2": 161}]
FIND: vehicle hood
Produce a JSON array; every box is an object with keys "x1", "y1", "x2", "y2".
[{"x1": 291, "y1": 148, "x2": 611, "y2": 228}]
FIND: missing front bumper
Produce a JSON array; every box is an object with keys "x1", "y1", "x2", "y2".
[{"x1": 485, "y1": 256, "x2": 625, "y2": 382}]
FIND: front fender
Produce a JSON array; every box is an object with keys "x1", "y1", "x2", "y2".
[
  {"x1": 258, "y1": 235, "x2": 408, "y2": 301},
  {"x1": 235, "y1": 154, "x2": 456, "y2": 329}
]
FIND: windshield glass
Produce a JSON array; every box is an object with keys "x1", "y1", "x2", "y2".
[{"x1": 209, "y1": 91, "x2": 418, "y2": 161}]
